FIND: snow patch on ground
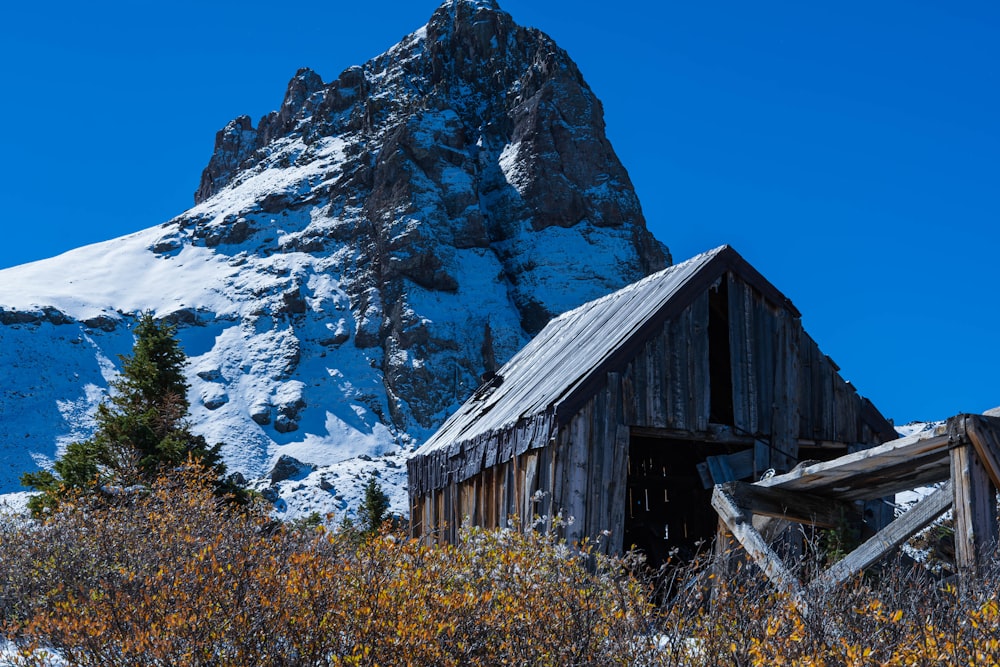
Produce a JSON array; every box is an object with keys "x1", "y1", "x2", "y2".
[{"x1": 0, "y1": 492, "x2": 30, "y2": 517}]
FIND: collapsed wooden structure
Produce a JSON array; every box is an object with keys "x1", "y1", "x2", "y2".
[
  {"x1": 407, "y1": 245, "x2": 896, "y2": 562},
  {"x1": 713, "y1": 413, "x2": 1000, "y2": 593}
]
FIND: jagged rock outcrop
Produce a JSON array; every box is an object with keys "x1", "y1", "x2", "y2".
[{"x1": 0, "y1": 0, "x2": 668, "y2": 518}]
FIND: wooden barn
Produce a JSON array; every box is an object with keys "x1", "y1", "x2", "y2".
[{"x1": 407, "y1": 245, "x2": 897, "y2": 563}]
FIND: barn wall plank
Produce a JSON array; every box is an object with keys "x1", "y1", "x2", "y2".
[
  {"x1": 651, "y1": 331, "x2": 667, "y2": 428},
  {"x1": 691, "y1": 290, "x2": 711, "y2": 432},
  {"x1": 587, "y1": 385, "x2": 608, "y2": 541},
  {"x1": 522, "y1": 452, "x2": 539, "y2": 525},
  {"x1": 609, "y1": 424, "x2": 630, "y2": 554},
  {"x1": 566, "y1": 401, "x2": 593, "y2": 545},
  {"x1": 729, "y1": 275, "x2": 750, "y2": 433},
  {"x1": 633, "y1": 344, "x2": 648, "y2": 426},
  {"x1": 553, "y1": 428, "x2": 570, "y2": 537},
  {"x1": 667, "y1": 314, "x2": 683, "y2": 429},
  {"x1": 770, "y1": 309, "x2": 800, "y2": 472},
  {"x1": 621, "y1": 363, "x2": 637, "y2": 426}
]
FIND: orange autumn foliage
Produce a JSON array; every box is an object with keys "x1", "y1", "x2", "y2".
[
  {"x1": 2, "y1": 466, "x2": 999, "y2": 666},
  {"x1": 1, "y1": 467, "x2": 655, "y2": 666}
]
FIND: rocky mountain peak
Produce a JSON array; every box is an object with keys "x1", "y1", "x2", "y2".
[{"x1": 1, "y1": 0, "x2": 669, "y2": 519}]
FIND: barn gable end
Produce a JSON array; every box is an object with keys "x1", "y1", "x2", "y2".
[{"x1": 407, "y1": 246, "x2": 894, "y2": 558}]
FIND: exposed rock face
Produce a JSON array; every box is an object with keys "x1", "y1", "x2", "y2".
[
  {"x1": 188, "y1": 0, "x2": 668, "y2": 433},
  {"x1": 0, "y1": 0, "x2": 668, "y2": 518}
]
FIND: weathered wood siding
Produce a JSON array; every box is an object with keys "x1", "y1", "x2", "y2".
[
  {"x1": 727, "y1": 274, "x2": 884, "y2": 466},
  {"x1": 408, "y1": 412, "x2": 556, "y2": 541},
  {"x1": 410, "y1": 265, "x2": 893, "y2": 547},
  {"x1": 620, "y1": 291, "x2": 711, "y2": 432},
  {"x1": 546, "y1": 379, "x2": 631, "y2": 552},
  {"x1": 412, "y1": 447, "x2": 560, "y2": 544}
]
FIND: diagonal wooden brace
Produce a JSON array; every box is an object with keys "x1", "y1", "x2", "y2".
[
  {"x1": 810, "y1": 481, "x2": 952, "y2": 593},
  {"x1": 711, "y1": 484, "x2": 804, "y2": 599}
]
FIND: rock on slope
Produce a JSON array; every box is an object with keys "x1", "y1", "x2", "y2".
[{"x1": 0, "y1": 0, "x2": 668, "y2": 519}]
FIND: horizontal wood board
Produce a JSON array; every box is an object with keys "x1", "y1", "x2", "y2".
[{"x1": 756, "y1": 428, "x2": 953, "y2": 501}]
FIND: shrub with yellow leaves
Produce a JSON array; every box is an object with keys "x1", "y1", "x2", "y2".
[
  {"x1": 0, "y1": 466, "x2": 658, "y2": 666},
  {"x1": 2, "y1": 470, "x2": 999, "y2": 666}
]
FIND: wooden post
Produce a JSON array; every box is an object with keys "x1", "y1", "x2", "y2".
[{"x1": 951, "y1": 442, "x2": 997, "y2": 574}]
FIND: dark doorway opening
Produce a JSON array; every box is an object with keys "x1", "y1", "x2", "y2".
[{"x1": 623, "y1": 435, "x2": 733, "y2": 568}]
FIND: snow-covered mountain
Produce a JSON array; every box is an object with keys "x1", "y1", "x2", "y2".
[{"x1": 0, "y1": 0, "x2": 668, "y2": 519}]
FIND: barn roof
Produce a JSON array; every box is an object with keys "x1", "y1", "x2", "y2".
[{"x1": 415, "y1": 245, "x2": 797, "y2": 457}]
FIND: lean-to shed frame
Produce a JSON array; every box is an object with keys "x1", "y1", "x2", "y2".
[
  {"x1": 407, "y1": 246, "x2": 896, "y2": 555},
  {"x1": 713, "y1": 413, "x2": 1000, "y2": 600}
]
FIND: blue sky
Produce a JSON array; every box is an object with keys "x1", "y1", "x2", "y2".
[{"x1": 0, "y1": 0, "x2": 997, "y2": 424}]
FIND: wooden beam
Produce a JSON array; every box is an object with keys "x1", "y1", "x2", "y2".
[
  {"x1": 711, "y1": 485, "x2": 804, "y2": 598},
  {"x1": 756, "y1": 431, "x2": 952, "y2": 500},
  {"x1": 631, "y1": 425, "x2": 856, "y2": 452},
  {"x1": 810, "y1": 481, "x2": 952, "y2": 592},
  {"x1": 630, "y1": 424, "x2": 756, "y2": 445},
  {"x1": 722, "y1": 481, "x2": 861, "y2": 529},
  {"x1": 965, "y1": 414, "x2": 1000, "y2": 491}
]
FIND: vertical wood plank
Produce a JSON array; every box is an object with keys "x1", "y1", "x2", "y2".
[
  {"x1": 566, "y1": 404, "x2": 592, "y2": 545},
  {"x1": 523, "y1": 452, "x2": 539, "y2": 526},
  {"x1": 752, "y1": 292, "x2": 768, "y2": 435},
  {"x1": 535, "y1": 445, "x2": 551, "y2": 532},
  {"x1": 769, "y1": 309, "x2": 800, "y2": 472},
  {"x1": 821, "y1": 356, "x2": 835, "y2": 442},
  {"x1": 588, "y1": 385, "x2": 609, "y2": 542},
  {"x1": 796, "y1": 336, "x2": 812, "y2": 439},
  {"x1": 751, "y1": 290, "x2": 771, "y2": 478},
  {"x1": 642, "y1": 339, "x2": 654, "y2": 427},
  {"x1": 554, "y1": 429, "x2": 570, "y2": 538},
  {"x1": 598, "y1": 377, "x2": 621, "y2": 551},
  {"x1": 449, "y1": 477, "x2": 458, "y2": 544},
  {"x1": 634, "y1": 344, "x2": 648, "y2": 426},
  {"x1": 728, "y1": 275, "x2": 750, "y2": 433},
  {"x1": 806, "y1": 335, "x2": 822, "y2": 438},
  {"x1": 744, "y1": 283, "x2": 759, "y2": 435},
  {"x1": 425, "y1": 493, "x2": 435, "y2": 543},
  {"x1": 435, "y1": 490, "x2": 444, "y2": 545},
  {"x1": 691, "y1": 290, "x2": 711, "y2": 432},
  {"x1": 622, "y1": 362, "x2": 637, "y2": 426},
  {"x1": 669, "y1": 313, "x2": 685, "y2": 429},
  {"x1": 480, "y1": 469, "x2": 489, "y2": 530},
  {"x1": 951, "y1": 440, "x2": 998, "y2": 573},
  {"x1": 651, "y1": 331, "x2": 667, "y2": 428},
  {"x1": 608, "y1": 424, "x2": 630, "y2": 555},
  {"x1": 498, "y1": 461, "x2": 508, "y2": 529}
]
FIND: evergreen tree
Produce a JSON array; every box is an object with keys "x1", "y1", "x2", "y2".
[
  {"x1": 357, "y1": 473, "x2": 391, "y2": 535},
  {"x1": 22, "y1": 313, "x2": 234, "y2": 516}
]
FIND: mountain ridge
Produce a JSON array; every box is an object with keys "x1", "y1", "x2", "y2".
[{"x1": 0, "y1": 0, "x2": 668, "y2": 518}]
